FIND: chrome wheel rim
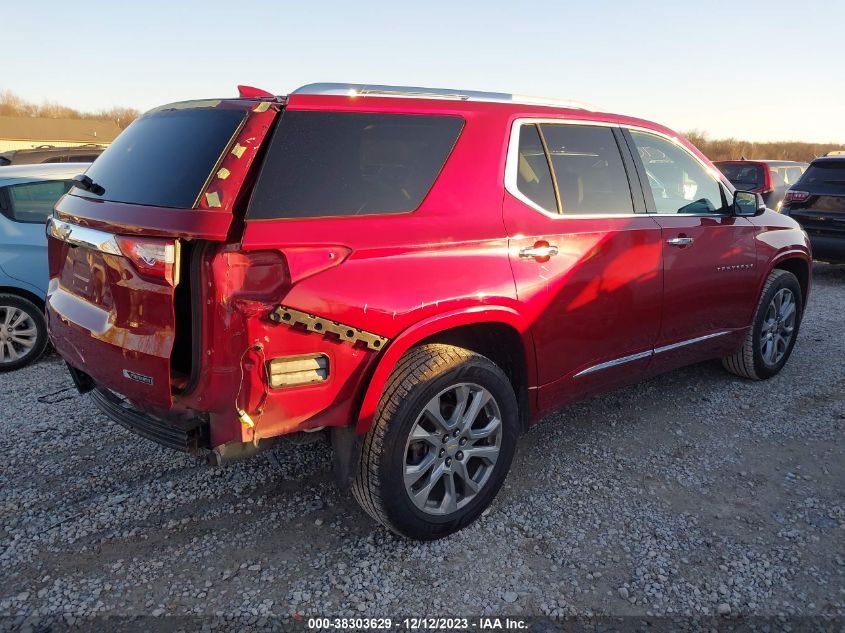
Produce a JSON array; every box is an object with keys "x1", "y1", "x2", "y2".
[
  {"x1": 760, "y1": 288, "x2": 796, "y2": 366},
  {"x1": 403, "y1": 382, "x2": 502, "y2": 516},
  {"x1": 0, "y1": 305, "x2": 38, "y2": 364}
]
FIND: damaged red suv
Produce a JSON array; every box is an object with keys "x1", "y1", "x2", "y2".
[{"x1": 46, "y1": 83, "x2": 811, "y2": 539}]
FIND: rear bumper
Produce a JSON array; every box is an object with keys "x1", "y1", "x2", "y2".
[
  {"x1": 807, "y1": 233, "x2": 845, "y2": 263},
  {"x1": 89, "y1": 386, "x2": 210, "y2": 454}
]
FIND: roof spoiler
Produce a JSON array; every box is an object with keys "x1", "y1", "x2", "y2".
[{"x1": 238, "y1": 85, "x2": 275, "y2": 99}]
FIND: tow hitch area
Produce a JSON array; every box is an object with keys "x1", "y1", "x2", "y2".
[{"x1": 268, "y1": 305, "x2": 388, "y2": 351}]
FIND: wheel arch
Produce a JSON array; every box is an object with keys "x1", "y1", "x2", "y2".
[
  {"x1": 354, "y1": 307, "x2": 536, "y2": 435},
  {"x1": 0, "y1": 285, "x2": 45, "y2": 311},
  {"x1": 771, "y1": 255, "x2": 810, "y2": 307}
]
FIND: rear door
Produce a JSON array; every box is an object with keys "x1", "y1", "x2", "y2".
[
  {"x1": 47, "y1": 99, "x2": 279, "y2": 407},
  {"x1": 624, "y1": 129, "x2": 758, "y2": 368},
  {"x1": 503, "y1": 120, "x2": 663, "y2": 410}
]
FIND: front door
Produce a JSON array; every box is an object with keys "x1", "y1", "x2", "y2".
[
  {"x1": 624, "y1": 129, "x2": 759, "y2": 368},
  {"x1": 503, "y1": 120, "x2": 664, "y2": 411}
]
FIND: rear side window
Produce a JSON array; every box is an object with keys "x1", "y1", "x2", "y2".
[
  {"x1": 73, "y1": 107, "x2": 246, "y2": 208},
  {"x1": 540, "y1": 124, "x2": 634, "y2": 215},
  {"x1": 247, "y1": 111, "x2": 463, "y2": 219},
  {"x1": 2, "y1": 180, "x2": 72, "y2": 223},
  {"x1": 514, "y1": 124, "x2": 557, "y2": 213}
]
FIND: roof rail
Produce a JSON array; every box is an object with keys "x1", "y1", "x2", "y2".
[{"x1": 291, "y1": 83, "x2": 598, "y2": 111}]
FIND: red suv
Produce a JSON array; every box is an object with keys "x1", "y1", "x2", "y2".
[{"x1": 46, "y1": 83, "x2": 811, "y2": 539}]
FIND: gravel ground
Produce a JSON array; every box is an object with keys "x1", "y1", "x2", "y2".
[{"x1": 1, "y1": 264, "x2": 843, "y2": 631}]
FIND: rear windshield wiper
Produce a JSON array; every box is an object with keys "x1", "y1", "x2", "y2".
[{"x1": 72, "y1": 174, "x2": 105, "y2": 196}]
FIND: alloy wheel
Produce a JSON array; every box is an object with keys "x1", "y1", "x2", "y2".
[
  {"x1": 760, "y1": 287, "x2": 796, "y2": 366},
  {"x1": 403, "y1": 382, "x2": 502, "y2": 516},
  {"x1": 0, "y1": 305, "x2": 38, "y2": 365}
]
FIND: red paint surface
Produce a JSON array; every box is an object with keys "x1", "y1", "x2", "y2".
[{"x1": 47, "y1": 92, "x2": 812, "y2": 449}]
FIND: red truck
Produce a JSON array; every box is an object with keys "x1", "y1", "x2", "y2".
[{"x1": 46, "y1": 83, "x2": 811, "y2": 539}]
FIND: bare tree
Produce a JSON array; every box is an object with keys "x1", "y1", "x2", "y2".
[
  {"x1": 686, "y1": 129, "x2": 842, "y2": 162},
  {"x1": 0, "y1": 90, "x2": 140, "y2": 128}
]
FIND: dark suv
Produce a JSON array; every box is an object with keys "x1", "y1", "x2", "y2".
[
  {"x1": 0, "y1": 145, "x2": 105, "y2": 166},
  {"x1": 781, "y1": 156, "x2": 845, "y2": 263},
  {"x1": 46, "y1": 83, "x2": 811, "y2": 539},
  {"x1": 714, "y1": 160, "x2": 807, "y2": 211}
]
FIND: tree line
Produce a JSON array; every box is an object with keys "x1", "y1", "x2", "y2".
[
  {"x1": 0, "y1": 91, "x2": 140, "y2": 129},
  {"x1": 1, "y1": 91, "x2": 841, "y2": 159},
  {"x1": 684, "y1": 130, "x2": 842, "y2": 163}
]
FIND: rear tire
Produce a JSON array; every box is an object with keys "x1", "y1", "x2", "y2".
[
  {"x1": 722, "y1": 269, "x2": 802, "y2": 380},
  {"x1": 0, "y1": 294, "x2": 48, "y2": 372},
  {"x1": 351, "y1": 344, "x2": 518, "y2": 540}
]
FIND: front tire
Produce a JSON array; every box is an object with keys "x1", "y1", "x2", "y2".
[
  {"x1": 722, "y1": 269, "x2": 803, "y2": 380},
  {"x1": 0, "y1": 294, "x2": 48, "y2": 372},
  {"x1": 352, "y1": 344, "x2": 519, "y2": 540}
]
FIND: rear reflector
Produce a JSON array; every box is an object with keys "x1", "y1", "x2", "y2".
[
  {"x1": 783, "y1": 190, "x2": 810, "y2": 205},
  {"x1": 267, "y1": 354, "x2": 329, "y2": 388}
]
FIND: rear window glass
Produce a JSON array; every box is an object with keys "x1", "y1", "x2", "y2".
[
  {"x1": 800, "y1": 161, "x2": 845, "y2": 187},
  {"x1": 247, "y1": 111, "x2": 463, "y2": 219},
  {"x1": 72, "y1": 107, "x2": 245, "y2": 208},
  {"x1": 717, "y1": 163, "x2": 764, "y2": 190}
]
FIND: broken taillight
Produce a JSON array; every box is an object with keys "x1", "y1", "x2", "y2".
[
  {"x1": 221, "y1": 250, "x2": 290, "y2": 301},
  {"x1": 115, "y1": 236, "x2": 179, "y2": 285}
]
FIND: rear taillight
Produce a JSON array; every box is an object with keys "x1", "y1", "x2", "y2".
[
  {"x1": 783, "y1": 190, "x2": 810, "y2": 205},
  {"x1": 115, "y1": 236, "x2": 179, "y2": 285},
  {"x1": 762, "y1": 166, "x2": 774, "y2": 193}
]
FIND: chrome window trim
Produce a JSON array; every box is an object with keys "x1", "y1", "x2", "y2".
[
  {"x1": 573, "y1": 331, "x2": 731, "y2": 378},
  {"x1": 504, "y1": 118, "x2": 645, "y2": 220},
  {"x1": 46, "y1": 217, "x2": 121, "y2": 255}
]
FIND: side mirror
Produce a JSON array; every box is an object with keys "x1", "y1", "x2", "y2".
[{"x1": 733, "y1": 190, "x2": 766, "y2": 216}]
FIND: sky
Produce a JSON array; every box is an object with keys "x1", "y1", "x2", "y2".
[{"x1": 2, "y1": 0, "x2": 844, "y2": 143}]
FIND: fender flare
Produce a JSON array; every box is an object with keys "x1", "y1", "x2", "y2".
[
  {"x1": 765, "y1": 248, "x2": 812, "y2": 297},
  {"x1": 354, "y1": 306, "x2": 535, "y2": 434}
]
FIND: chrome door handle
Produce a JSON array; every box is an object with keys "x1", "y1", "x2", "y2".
[
  {"x1": 519, "y1": 245, "x2": 559, "y2": 258},
  {"x1": 666, "y1": 237, "x2": 694, "y2": 246}
]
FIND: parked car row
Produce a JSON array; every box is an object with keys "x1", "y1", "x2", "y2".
[
  {"x1": 715, "y1": 157, "x2": 844, "y2": 263},
  {"x1": 0, "y1": 144, "x2": 104, "y2": 166}
]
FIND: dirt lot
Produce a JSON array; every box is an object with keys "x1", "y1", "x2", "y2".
[{"x1": 1, "y1": 264, "x2": 843, "y2": 631}]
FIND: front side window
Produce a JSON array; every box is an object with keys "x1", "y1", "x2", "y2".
[
  {"x1": 247, "y1": 111, "x2": 464, "y2": 219},
  {"x1": 540, "y1": 124, "x2": 634, "y2": 215},
  {"x1": 2, "y1": 180, "x2": 72, "y2": 223},
  {"x1": 629, "y1": 130, "x2": 725, "y2": 214}
]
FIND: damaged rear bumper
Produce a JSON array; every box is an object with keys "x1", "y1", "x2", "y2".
[{"x1": 89, "y1": 387, "x2": 210, "y2": 455}]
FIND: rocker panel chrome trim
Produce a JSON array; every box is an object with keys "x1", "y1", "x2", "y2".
[{"x1": 573, "y1": 331, "x2": 730, "y2": 378}]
